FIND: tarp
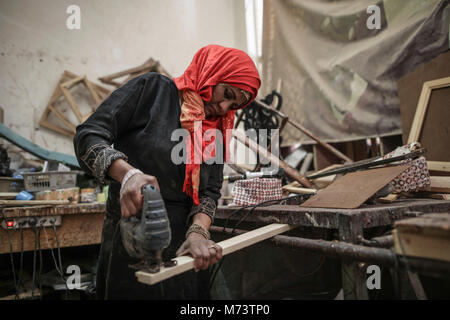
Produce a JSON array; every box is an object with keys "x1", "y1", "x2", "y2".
[{"x1": 261, "y1": 0, "x2": 450, "y2": 144}]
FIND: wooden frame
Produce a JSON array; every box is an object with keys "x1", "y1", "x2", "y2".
[
  {"x1": 99, "y1": 57, "x2": 172, "y2": 88},
  {"x1": 407, "y1": 76, "x2": 450, "y2": 172},
  {"x1": 39, "y1": 71, "x2": 111, "y2": 137}
]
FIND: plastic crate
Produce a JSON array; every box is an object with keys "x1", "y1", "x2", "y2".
[{"x1": 22, "y1": 171, "x2": 81, "y2": 192}]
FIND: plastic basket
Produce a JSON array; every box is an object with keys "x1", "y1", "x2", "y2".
[{"x1": 22, "y1": 171, "x2": 81, "y2": 192}]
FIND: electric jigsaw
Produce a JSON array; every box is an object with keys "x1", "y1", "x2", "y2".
[{"x1": 120, "y1": 184, "x2": 176, "y2": 273}]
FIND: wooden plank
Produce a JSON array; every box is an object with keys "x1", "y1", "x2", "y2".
[
  {"x1": 0, "y1": 200, "x2": 70, "y2": 205},
  {"x1": 84, "y1": 79, "x2": 102, "y2": 106},
  {"x1": 428, "y1": 162, "x2": 450, "y2": 173},
  {"x1": 47, "y1": 104, "x2": 77, "y2": 133},
  {"x1": 2, "y1": 203, "x2": 105, "y2": 218},
  {"x1": 428, "y1": 193, "x2": 450, "y2": 200},
  {"x1": 59, "y1": 85, "x2": 83, "y2": 122},
  {"x1": 430, "y1": 176, "x2": 450, "y2": 193},
  {"x1": 394, "y1": 213, "x2": 450, "y2": 264},
  {"x1": 282, "y1": 185, "x2": 317, "y2": 194},
  {"x1": 311, "y1": 175, "x2": 336, "y2": 189},
  {"x1": 39, "y1": 119, "x2": 75, "y2": 137},
  {"x1": 136, "y1": 223, "x2": 294, "y2": 286},
  {"x1": 60, "y1": 76, "x2": 84, "y2": 90},
  {"x1": 377, "y1": 193, "x2": 399, "y2": 203},
  {"x1": 301, "y1": 165, "x2": 410, "y2": 209},
  {"x1": 394, "y1": 213, "x2": 450, "y2": 238},
  {"x1": 100, "y1": 59, "x2": 156, "y2": 82},
  {"x1": 0, "y1": 192, "x2": 19, "y2": 199},
  {"x1": 393, "y1": 229, "x2": 450, "y2": 263}
]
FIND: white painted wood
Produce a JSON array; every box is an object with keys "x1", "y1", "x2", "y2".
[{"x1": 136, "y1": 223, "x2": 294, "y2": 286}]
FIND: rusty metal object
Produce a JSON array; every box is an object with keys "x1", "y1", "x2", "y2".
[
  {"x1": 210, "y1": 226, "x2": 394, "y2": 266},
  {"x1": 360, "y1": 235, "x2": 394, "y2": 248},
  {"x1": 233, "y1": 130, "x2": 313, "y2": 188},
  {"x1": 210, "y1": 226, "x2": 450, "y2": 275}
]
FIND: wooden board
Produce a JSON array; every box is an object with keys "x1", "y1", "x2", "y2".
[
  {"x1": 136, "y1": 223, "x2": 294, "y2": 286},
  {"x1": 282, "y1": 185, "x2": 317, "y2": 194},
  {"x1": 0, "y1": 212, "x2": 104, "y2": 254},
  {"x1": 430, "y1": 176, "x2": 450, "y2": 193},
  {"x1": 300, "y1": 165, "x2": 410, "y2": 209},
  {"x1": 398, "y1": 50, "x2": 450, "y2": 162},
  {"x1": 0, "y1": 200, "x2": 70, "y2": 206},
  {"x1": 393, "y1": 213, "x2": 450, "y2": 262},
  {"x1": 0, "y1": 192, "x2": 18, "y2": 200}
]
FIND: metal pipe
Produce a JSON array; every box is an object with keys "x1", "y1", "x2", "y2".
[
  {"x1": 360, "y1": 235, "x2": 394, "y2": 248},
  {"x1": 210, "y1": 226, "x2": 394, "y2": 266},
  {"x1": 210, "y1": 226, "x2": 450, "y2": 276}
]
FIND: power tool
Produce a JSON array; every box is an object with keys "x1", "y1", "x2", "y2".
[{"x1": 120, "y1": 184, "x2": 175, "y2": 273}]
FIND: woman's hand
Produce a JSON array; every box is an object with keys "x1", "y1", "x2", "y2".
[
  {"x1": 120, "y1": 173, "x2": 160, "y2": 218},
  {"x1": 176, "y1": 233, "x2": 223, "y2": 272}
]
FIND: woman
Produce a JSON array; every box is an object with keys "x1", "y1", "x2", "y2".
[{"x1": 73, "y1": 45, "x2": 261, "y2": 299}]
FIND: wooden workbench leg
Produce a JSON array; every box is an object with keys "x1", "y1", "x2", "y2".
[{"x1": 338, "y1": 214, "x2": 369, "y2": 300}]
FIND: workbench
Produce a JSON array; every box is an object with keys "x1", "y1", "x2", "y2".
[
  {"x1": 2, "y1": 199, "x2": 449, "y2": 299},
  {"x1": 0, "y1": 203, "x2": 106, "y2": 254},
  {"x1": 214, "y1": 198, "x2": 450, "y2": 300}
]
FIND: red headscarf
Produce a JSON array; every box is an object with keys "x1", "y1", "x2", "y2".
[{"x1": 174, "y1": 45, "x2": 261, "y2": 205}]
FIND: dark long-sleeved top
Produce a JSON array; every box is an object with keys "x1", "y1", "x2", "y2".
[{"x1": 73, "y1": 72, "x2": 224, "y2": 222}]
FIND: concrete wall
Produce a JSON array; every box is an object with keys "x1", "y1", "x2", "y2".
[{"x1": 0, "y1": 0, "x2": 247, "y2": 158}]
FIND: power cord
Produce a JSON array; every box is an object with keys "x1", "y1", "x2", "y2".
[
  {"x1": 18, "y1": 222, "x2": 26, "y2": 293},
  {"x1": 104, "y1": 218, "x2": 122, "y2": 300},
  {"x1": 29, "y1": 217, "x2": 38, "y2": 299},
  {"x1": 37, "y1": 223, "x2": 43, "y2": 300},
  {"x1": 209, "y1": 193, "x2": 314, "y2": 294},
  {"x1": 51, "y1": 219, "x2": 69, "y2": 300},
  {"x1": 1, "y1": 210, "x2": 19, "y2": 299}
]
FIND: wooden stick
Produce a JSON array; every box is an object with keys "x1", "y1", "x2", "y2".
[
  {"x1": 47, "y1": 104, "x2": 77, "y2": 133},
  {"x1": 377, "y1": 193, "x2": 399, "y2": 203},
  {"x1": 60, "y1": 76, "x2": 84, "y2": 90},
  {"x1": 84, "y1": 79, "x2": 102, "y2": 106},
  {"x1": 430, "y1": 176, "x2": 450, "y2": 193},
  {"x1": 232, "y1": 130, "x2": 313, "y2": 188},
  {"x1": 0, "y1": 200, "x2": 70, "y2": 205},
  {"x1": 136, "y1": 223, "x2": 294, "y2": 286},
  {"x1": 427, "y1": 161, "x2": 450, "y2": 173},
  {"x1": 59, "y1": 85, "x2": 83, "y2": 122},
  {"x1": 282, "y1": 185, "x2": 317, "y2": 194},
  {"x1": 0, "y1": 193, "x2": 19, "y2": 200},
  {"x1": 100, "y1": 59, "x2": 157, "y2": 82},
  {"x1": 39, "y1": 120, "x2": 74, "y2": 137},
  {"x1": 254, "y1": 100, "x2": 353, "y2": 163}
]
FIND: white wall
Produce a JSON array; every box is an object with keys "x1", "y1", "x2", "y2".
[{"x1": 0, "y1": 0, "x2": 248, "y2": 157}]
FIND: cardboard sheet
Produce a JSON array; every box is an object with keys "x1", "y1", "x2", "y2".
[{"x1": 301, "y1": 165, "x2": 410, "y2": 209}]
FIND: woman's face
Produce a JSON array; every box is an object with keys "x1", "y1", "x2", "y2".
[{"x1": 204, "y1": 84, "x2": 250, "y2": 119}]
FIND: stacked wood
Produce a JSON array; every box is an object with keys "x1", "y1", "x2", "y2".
[
  {"x1": 39, "y1": 71, "x2": 111, "y2": 137},
  {"x1": 99, "y1": 57, "x2": 172, "y2": 88}
]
